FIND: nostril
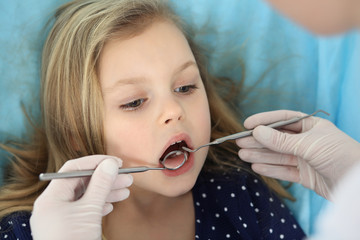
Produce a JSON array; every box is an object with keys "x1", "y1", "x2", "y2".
[
  {"x1": 165, "y1": 118, "x2": 173, "y2": 124},
  {"x1": 164, "y1": 116, "x2": 181, "y2": 124}
]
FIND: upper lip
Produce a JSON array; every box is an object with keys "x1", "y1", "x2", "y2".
[{"x1": 159, "y1": 133, "x2": 193, "y2": 160}]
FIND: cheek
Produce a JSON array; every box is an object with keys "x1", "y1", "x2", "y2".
[
  {"x1": 103, "y1": 116, "x2": 151, "y2": 160},
  {"x1": 103, "y1": 118, "x2": 126, "y2": 155},
  {"x1": 192, "y1": 93, "x2": 211, "y2": 139}
]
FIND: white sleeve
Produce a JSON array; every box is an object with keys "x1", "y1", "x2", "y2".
[{"x1": 309, "y1": 162, "x2": 360, "y2": 240}]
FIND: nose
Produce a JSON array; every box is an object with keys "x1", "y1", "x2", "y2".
[{"x1": 158, "y1": 97, "x2": 184, "y2": 125}]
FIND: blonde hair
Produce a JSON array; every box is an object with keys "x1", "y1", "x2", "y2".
[{"x1": 0, "y1": 0, "x2": 292, "y2": 218}]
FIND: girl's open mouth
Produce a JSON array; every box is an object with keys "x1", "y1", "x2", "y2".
[{"x1": 160, "y1": 140, "x2": 188, "y2": 169}]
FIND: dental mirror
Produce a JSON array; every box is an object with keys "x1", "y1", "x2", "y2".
[{"x1": 39, "y1": 150, "x2": 188, "y2": 181}]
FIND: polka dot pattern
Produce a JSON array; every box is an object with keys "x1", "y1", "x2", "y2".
[
  {"x1": 0, "y1": 171, "x2": 306, "y2": 240},
  {"x1": 192, "y1": 171, "x2": 306, "y2": 239},
  {"x1": 0, "y1": 212, "x2": 31, "y2": 239}
]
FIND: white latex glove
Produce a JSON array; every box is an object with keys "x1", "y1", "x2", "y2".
[
  {"x1": 30, "y1": 155, "x2": 133, "y2": 240},
  {"x1": 309, "y1": 162, "x2": 360, "y2": 240},
  {"x1": 236, "y1": 110, "x2": 360, "y2": 200}
]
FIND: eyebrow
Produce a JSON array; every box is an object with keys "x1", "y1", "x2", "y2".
[
  {"x1": 174, "y1": 60, "x2": 197, "y2": 76},
  {"x1": 104, "y1": 60, "x2": 198, "y2": 92}
]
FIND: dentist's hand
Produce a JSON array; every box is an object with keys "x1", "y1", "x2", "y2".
[
  {"x1": 236, "y1": 110, "x2": 360, "y2": 200},
  {"x1": 30, "y1": 155, "x2": 133, "y2": 240}
]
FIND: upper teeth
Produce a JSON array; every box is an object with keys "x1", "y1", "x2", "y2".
[{"x1": 171, "y1": 140, "x2": 183, "y2": 146}]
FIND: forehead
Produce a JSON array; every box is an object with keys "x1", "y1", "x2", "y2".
[{"x1": 98, "y1": 20, "x2": 195, "y2": 87}]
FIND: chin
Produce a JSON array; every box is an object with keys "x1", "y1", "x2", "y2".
[{"x1": 159, "y1": 177, "x2": 197, "y2": 198}]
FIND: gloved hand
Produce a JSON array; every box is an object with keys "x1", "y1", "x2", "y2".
[
  {"x1": 30, "y1": 155, "x2": 133, "y2": 240},
  {"x1": 236, "y1": 110, "x2": 360, "y2": 200}
]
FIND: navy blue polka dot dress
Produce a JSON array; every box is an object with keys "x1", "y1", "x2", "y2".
[
  {"x1": 0, "y1": 171, "x2": 306, "y2": 240},
  {"x1": 193, "y1": 170, "x2": 306, "y2": 239},
  {"x1": 0, "y1": 212, "x2": 31, "y2": 239}
]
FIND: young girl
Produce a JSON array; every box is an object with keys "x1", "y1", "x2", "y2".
[{"x1": 0, "y1": 0, "x2": 305, "y2": 239}]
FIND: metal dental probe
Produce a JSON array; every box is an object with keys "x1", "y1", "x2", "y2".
[{"x1": 182, "y1": 110, "x2": 330, "y2": 153}]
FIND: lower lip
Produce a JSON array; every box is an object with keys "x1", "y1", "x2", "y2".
[{"x1": 162, "y1": 152, "x2": 194, "y2": 177}]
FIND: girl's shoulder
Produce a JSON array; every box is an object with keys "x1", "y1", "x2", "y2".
[
  {"x1": 193, "y1": 170, "x2": 306, "y2": 239},
  {"x1": 0, "y1": 211, "x2": 32, "y2": 240}
]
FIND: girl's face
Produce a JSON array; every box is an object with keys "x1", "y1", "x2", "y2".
[{"x1": 99, "y1": 21, "x2": 211, "y2": 197}]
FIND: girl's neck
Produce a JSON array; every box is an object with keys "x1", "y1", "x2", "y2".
[
  {"x1": 128, "y1": 186, "x2": 178, "y2": 212},
  {"x1": 103, "y1": 187, "x2": 195, "y2": 240}
]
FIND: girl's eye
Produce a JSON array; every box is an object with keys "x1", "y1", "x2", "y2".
[
  {"x1": 174, "y1": 84, "x2": 198, "y2": 94},
  {"x1": 120, "y1": 98, "x2": 146, "y2": 111}
]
